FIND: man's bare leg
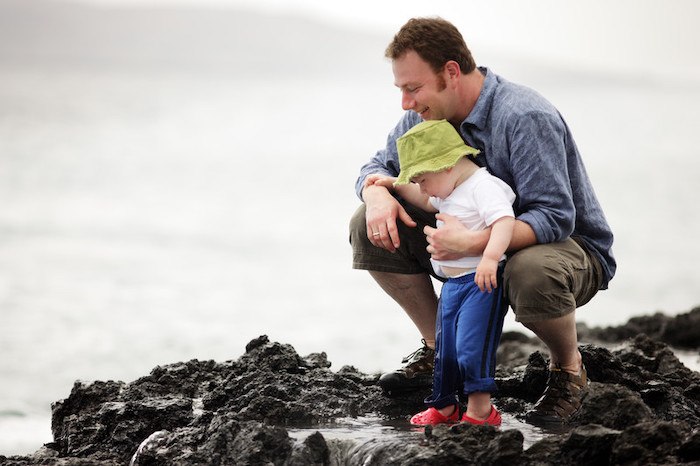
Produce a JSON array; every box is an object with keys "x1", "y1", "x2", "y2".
[
  {"x1": 369, "y1": 270, "x2": 438, "y2": 347},
  {"x1": 369, "y1": 270, "x2": 439, "y2": 394},
  {"x1": 522, "y1": 311, "x2": 582, "y2": 373},
  {"x1": 523, "y1": 311, "x2": 589, "y2": 425}
]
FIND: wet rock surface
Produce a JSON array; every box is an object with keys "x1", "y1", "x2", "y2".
[{"x1": 2, "y1": 307, "x2": 699, "y2": 465}]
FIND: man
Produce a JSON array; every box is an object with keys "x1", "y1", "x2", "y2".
[{"x1": 349, "y1": 17, "x2": 615, "y2": 424}]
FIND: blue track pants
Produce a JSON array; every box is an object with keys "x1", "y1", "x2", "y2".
[{"x1": 425, "y1": 269, "x2": 508, "y2": 409}]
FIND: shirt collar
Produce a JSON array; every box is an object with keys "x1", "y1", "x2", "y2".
[{"x1": 462, "y1": 66, "x2": 496, "y2": 131}]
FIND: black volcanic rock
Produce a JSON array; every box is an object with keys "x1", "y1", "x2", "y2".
[
  {"x1": 1, "y1": 309, "x2": 700, "y2": 465},
  {"x1": 582, "y1": 306, "x2": 700, "y2": 350}
]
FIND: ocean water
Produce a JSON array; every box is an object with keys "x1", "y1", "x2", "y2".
[{"x1": 1, "y1": 2, "x2": 699, "y2": 456}]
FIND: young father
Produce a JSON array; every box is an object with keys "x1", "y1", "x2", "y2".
[{"x1": 349, "y1": 17, "x2": 615, "y2": 424}]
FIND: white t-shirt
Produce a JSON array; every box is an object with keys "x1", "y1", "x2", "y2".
[{"x1": 429, "y1": 168, "x2": 516, "y2": 277}]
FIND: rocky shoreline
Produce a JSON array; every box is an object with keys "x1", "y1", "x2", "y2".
[{"x1": 2, "y1": 307, "x2": 699, "y2": 465}]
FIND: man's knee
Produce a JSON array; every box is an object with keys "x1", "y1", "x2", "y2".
[
  {"x1": 504, "y1": 244, "x2": 577, "y2": 322},
  {"x1": 504, "y1": 247, "x2": 561, "y2": 294},
  {"x1": 349, "y1": 204, "x2": 368, "y2": 244},
  {"x1": 348, "y1": 203, "x2": 436, "y2": 276},
  {"x1": 349, "y1": 204, "x2": 380, "y2": 271},
  {"x1": 349, "y1": 203, "x2": 367, "y2": 232}
]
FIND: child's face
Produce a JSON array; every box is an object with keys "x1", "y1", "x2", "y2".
[{"x1": 412, "y1": 169, "x2": 454, "y2": 199}]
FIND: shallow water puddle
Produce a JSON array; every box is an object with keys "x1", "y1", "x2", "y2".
[{"x1": 288, "y1": 412, "x2": 554, "y2": 451}]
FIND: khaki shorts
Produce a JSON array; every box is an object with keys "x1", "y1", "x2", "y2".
[
  {"x1": 503, "y1": 237, "x2": 603, "y2": 322},
  {"x1": 349, "y1": 203, "x2": 603, "y2": 323}
]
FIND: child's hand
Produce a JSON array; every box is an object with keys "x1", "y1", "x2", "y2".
[
  {"x1": 364, "y1": 174, "x2": 397, "y2": 190},
  {"x1": 475, "y1": 257, "x2": 499, "y2": 293}
]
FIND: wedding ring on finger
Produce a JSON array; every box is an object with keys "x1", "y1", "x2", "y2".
[{"x1": 372, "y1": 232, "x2": 381, "y2": 237}]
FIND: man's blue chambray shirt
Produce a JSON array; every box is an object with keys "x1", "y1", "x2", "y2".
[{"x1": 356, "y1": 67, "x2": 616, "y2": 289}]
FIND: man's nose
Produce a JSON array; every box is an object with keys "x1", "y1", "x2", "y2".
[{"x1": 401, "y1": 90, "x2": 415, "y2": 111}]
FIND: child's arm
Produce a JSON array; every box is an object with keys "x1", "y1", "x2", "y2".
[
  {"x1": 474, "y1": 216, "x2": 515, "y2": 293},
  {"x1": 364, "y1": 175, "x2": 437, "y2": 213}
]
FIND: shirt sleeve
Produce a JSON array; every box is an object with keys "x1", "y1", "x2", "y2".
[
  {"x1": 355, "y1": 112, "x2": 421, "y2": 200},
  {"x1": 507, "y1": 111, "x2": 576, "y2": 243},
  {"x1": 473, "y1": 177, "x2": 516, "y2": 226}
]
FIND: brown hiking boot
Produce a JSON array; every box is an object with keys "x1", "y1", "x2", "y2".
[
  {"x1": 378, "y1": 340, "x2": 434, "y2": 395},
  {"x1": 525, "y1": 364, "x2": 589, "y2": 425}
]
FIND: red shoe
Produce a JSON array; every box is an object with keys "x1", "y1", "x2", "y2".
[
  {"x1": 461, "y1": 405, "x2": 502, "y2": 426},
  {"x1": 410, "y1": 406, "x2": 459, "y2": 426}
]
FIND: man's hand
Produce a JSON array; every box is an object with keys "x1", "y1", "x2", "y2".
[
  {"x1": 363, "y1": 183, "x2": 416, "y2": 252},
  {"x1": 424, "y1": 213, "x2": 489, "y2": 260}
]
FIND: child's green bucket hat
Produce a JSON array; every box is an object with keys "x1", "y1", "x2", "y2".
[{"x1": 395, "y1": 119, "x2": 480, "y2": 185}]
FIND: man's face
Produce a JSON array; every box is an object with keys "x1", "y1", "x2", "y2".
[{"x1": 392, "y1": 50, "x2": 454, "y2": 121}]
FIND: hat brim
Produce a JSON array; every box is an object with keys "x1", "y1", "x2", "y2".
[{"x1": 394, "y1": 146, "x2": 480, "y2": 185}]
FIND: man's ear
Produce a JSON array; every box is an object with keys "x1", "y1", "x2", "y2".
[{"x1": 444, "y1": 61, "x2": 461, "y2": 80}]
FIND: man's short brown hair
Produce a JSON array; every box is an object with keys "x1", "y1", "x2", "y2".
[{"x1": 385, "y1": 17, "x2": 476, "y2": 74}]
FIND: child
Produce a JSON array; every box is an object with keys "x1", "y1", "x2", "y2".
[{"x1": 365, "y1": 119, "x2": 515, "y2": 426}]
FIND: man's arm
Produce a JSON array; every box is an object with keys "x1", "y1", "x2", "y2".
[
  {"x1": 424, "y1": 215, "x2": 536, "y2": 261},
  {"x1": 366, "y1": 174, "x2": 436, "y2": 213},
  {"x1": 508, "y1": 219, "x2": 538, "y2": 252},
  {"x1": 507, "y1": 112, "x2": 576, "y2": 244}
]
